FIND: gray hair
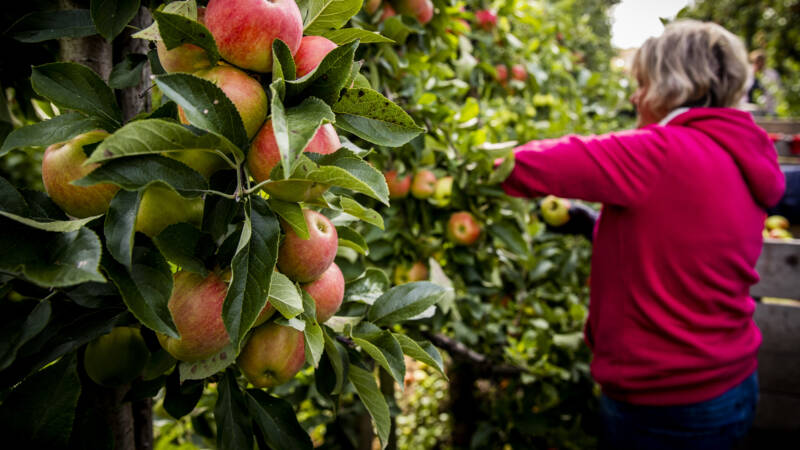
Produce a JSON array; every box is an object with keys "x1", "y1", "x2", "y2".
[{"x1": 632, "y1": 20, "x2": 749, "y2": 116}]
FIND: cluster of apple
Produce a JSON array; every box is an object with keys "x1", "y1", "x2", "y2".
[
  {"x1": 763, "y1": 215, "x2": 793, "y2": 240},
  {"x1": 475, "y1": 9, "x2": 498, "y2": 31},
  {"x1": 494, "y1": 63, "x2": 528, "y2": 87},
  {"x1": 364, "y1": 0, "x2": 435, "y2": 24}
]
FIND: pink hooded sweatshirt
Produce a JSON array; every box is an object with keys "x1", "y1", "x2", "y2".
[{"x1": 502, "y1": 108, "x2": 785, "y2": 405}]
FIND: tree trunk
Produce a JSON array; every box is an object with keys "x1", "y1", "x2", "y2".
[
  {"x1": 58, "y1": 0, "x2": 113, "y2": 80},
  {"x1": 133, "y1": 398, "x2": 154, "y2": 450},
  {"x1": 449, "y1": 362, "x2": 479, "y2": 447},
  {"x1": 114, "y1": 7, "x2": 153, "y2": 122},
  {"x1": 357, "y1": 411, "x2": 375, "y2": 450}
]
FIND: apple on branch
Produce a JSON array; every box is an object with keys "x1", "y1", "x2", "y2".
[
  {"x1": 294, "y1": 36, "x2": 338, "y2": 78},
  {"x1": 384, "y1": 170, "x2": 412, "y2": 199},
  {"x1": 156, "y1": 7, "x2": 212, "y2": 73},
  {"x1": 205, "y1": 0, "x2": 303, "y2": 73},
  {"x1": 41, "y1": 130, "x2": 119, "y2": 218},
  {"x1": 248, "y1": 120, "x2": 341, "y2": 183},
  {"x1": 411, "y1": 169, "x2": 437, "y2": 199},
  {"x1": 447, "y1": 211, "x2": 481, "y2": 245},
  {"x1": 237, "y1": 321, "x2": 305, "y2": 388},
  {"x1": 84, "y1": 326, "x2": 150, "y2": 387},
  {"x1": 302, "y1": 262, "x2": 345, "y2": 323},
  {"x1": 394, "y1": 261, "x2": 428, "y2": 285},
  {"x1": 277, "y1": 209, "x2": 339, "y2": 283}
]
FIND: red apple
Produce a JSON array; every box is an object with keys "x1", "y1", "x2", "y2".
[
  {"x1": 253, "y1": 301, "x2": 276, "y2": 328},
  {"x1": 41, "y1": 130, "x2": 119, "y2": 218},
  {"x1": 476, "y1": 9, "x2": 497, "y2": 31},
  {"x1": 157, "y1": 270, "x2": 230, "y2": 362},
  {"x1": 380, "y1": 3, "x2": 397, "y2": 21},
  {"x1": 237, "y1": 321, "x2": 305, "y2": 388},
  {"x1": 180, "y1": 65, "x2": 268, "y2": 139},
  {"x1": 301, "y1": 262, "x2": 344, "y2": 323},
  {"x1": 392, "y1": 0, "x2": 434, "y2": 24},
  {"x1": 294, "y1": 36, "x2": 338, "y2": 78},
  {"x1": 156, "y1": 7, "x2": 212, "y2": 73},
  {"x1": 411, "y1": 169, "x2": 437, "y2": 199},
  {"x1": 384, "y1": 170, "x2": 412, "y2": 199},
  {"x1": 278, "y1": 209, "x2": 338, "y2": 283},
  {"x1": 447, "y1": 211, "x2": 481, "y2": 245},
  {"x1": 248, "y1": 120, "x2": 341, "y2": 183},
  {"x1": 205, "y1": 0, "x2": 303, "y2": 73},
  {"x1": 394, "y1": 261, "x2": 428, "y2": 284},
  {"x1": 364, "y1": 0, "x2": 381, "y2": 14},
  {"x1": 495, "y1": 64, "x2": 508, "y2": 84},
  {"x1": 511, "y1": 64, "x2": 527, "y2": 81}
]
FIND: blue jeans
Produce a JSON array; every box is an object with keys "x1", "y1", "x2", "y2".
[{"x1": 600, "y1": 372, "x2": 758, "y2": 450}]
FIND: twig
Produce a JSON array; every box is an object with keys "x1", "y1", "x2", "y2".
[{"x1": 423, "y1": 331, "x2": 525, "y2": 377}]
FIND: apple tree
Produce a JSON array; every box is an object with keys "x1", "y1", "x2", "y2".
[{"x1": 0, "y1": 1, "x2": 450, "y2": 449}]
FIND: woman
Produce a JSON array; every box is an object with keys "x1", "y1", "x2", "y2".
[{"x1": 501, "y1": 21, "x2": 785, "y2": 449}]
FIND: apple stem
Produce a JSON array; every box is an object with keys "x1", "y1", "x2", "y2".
[{"x1": 214, "y1": 150, "x2": 238, "y2": 170}]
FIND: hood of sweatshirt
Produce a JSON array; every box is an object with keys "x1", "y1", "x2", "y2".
[{"x1": 667, "y1": 108, "x2": 785, "y2": 208}]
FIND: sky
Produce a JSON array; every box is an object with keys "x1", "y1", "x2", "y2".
[{"x1": 611, "y1": 0, "x2": 693, "y2": 49}]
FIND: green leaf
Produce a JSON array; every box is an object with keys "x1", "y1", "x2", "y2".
[
  {"x1": 302, "y1": 292, "x2": 324, "y2": 367},
  {"x1": 0, "y1": 176, "x2": 28, "y2": 215},
  {"x1": 333, "y1": 88, "x2": 424, "y2": 147},
  {"x1": 0, "y1": 300, "x2": 51, "y2": 372},
  {"x1": 322, "y1": 328, "x2": 348, "y2": 395},
  {"x1": 215, "y1": 370, "x2": 254, "y2": 450},
  {"x1": 348, "y1": 364, "x2": 390, "y2": 449},
  {"x1": 0, "y1": 225, "x2": 105, "y2": 287},
  {"x1": 268, "y1": 271, "x2": 304, "y2": 319},
  {"x1": 224, "y1": 197, "x2": 280, "y2": 351},
  {"x1": 323, "y1": 28, "x2": 394, "y2": 45},
  {"x1": 153, "y1": 223, "x2": 214, "y2": 276},
  {"x1": 8, "y1": 9, "x2": 96, "y2": 43},
  {"x1": 335, "y1": 196, "x2": 384, "y2": 229},
  {"x1": 392, "y1": 333, "x2": 446, "y2": 378},
  {"x1": 306, "y1": 157, "x2": 389, "y2": 205},
  {"x1": 153, "y1": 11, "x2": 220, "y2": 65},
  {"x1": 163, "y1": 369, "x2": 202, "y2": 419},
  {"x1": 0, "y1": 112, "x2": 105, "y2": 157},
  {"x1": 0, "y1": 354, "x2": 80, "y2": 447},
  {"x1": 0, "y1": 211, "x2": 100, "y2": 232},
  {"x1": 368, "y1": 282, "x2": 445, "y2": 327},
  {"x1": 155, "y1": 73, "x2": 249, "y2": 150},
  {"x1": 277, "y1": 97, "x2": 337, "y2": 177},
  {"x1": 178, "y1": 343, "x2": 235, "y2": 381},
  {"x1": 352, "y1": 328, "x2": 405, "y2": 388},
  {"x1": 345, "y1": 268, "x2": 390, "y2": 305},
  {"x1": 268, "y1": 199, "x2": 308, "y2": 239},
  {"x1": 286, "y1": 41, "x2": 357, "y2": 105},
  {"x1": 102, "y1": 243, "x2": 178, "y2": 338},
  {"x1": 337, "y1": 225, "x2": 368, "y2": 255},
  {"x1": 104, "y1": 190, "x2": 141, "y2": 267},
  {"x1": 75, "y1": 155, "x2": 208, "y2": 197},
  {"x1": 133, "y1": 0, "x2": 197, "y2": 40},
  {"x1": 31, "y1": 62, "x2": 122, "y2": 131},
  {"x1": 272, "y1": 39, "x2": 296, "y2": 82},
  {"x1": 245, "y1": 390, "x2": 313, "y2": 450},
  {"x1": 91, "y1": 0, "x2": 141, "y2": 41},
  {"x1": 303, "y1": 0, "x2": 363, "y2": 34},
  {"x1": 109, "y1": 53, "x2": 148, "y2": 89},
  {"x1": 489, "y1": 221, "x2": 530, "y2": 258},
  {"x1": 380, "y1": 15, "x2": 419, "y2": 44},
  {"x1": 86, "y1": 118, "x2": 241, "y2": 164}
]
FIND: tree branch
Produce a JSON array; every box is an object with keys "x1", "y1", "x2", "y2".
[{"x1": 422, "y1": 331, "x2": 525, "y2": 377}]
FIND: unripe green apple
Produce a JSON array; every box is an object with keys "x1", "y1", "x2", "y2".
[
  {"x1": 168, "y1": 150, "x2": 228, "y2": 180},
  {"x1": 237, "y1": 322, "x2": 305, "y2": 388},
  {"x1": 411, "y1": 169, "x2": 437, "y2": 199},
  {"x1": 135, "y1": 185, "x2": 204, "y2": 238},
  {"x1": 447, "y1": 211, "x2": 481, "y2": 245},
  {"x1": 302, "y1": 262, "x2": 344, "y2": 323},
  {"x1": 156, "y1": 7, "x2": 212, "y2": 73},
  {"x1": 765, "y1": 215, "x2": 789, "y2": 231},
  {"x1": 179, "y1": 65, "x2": 268, "y2": 139},
  {"x1": 278, "y1": 209, "x2": 338, "y2": 282},
  {"x1": 84, "y1": 326, "x2": 150, "y2": 387},
  {"x1": 394, "y1": 261, "x2": 428, "y2": 285},
  {"x1": 540, "y1": 195, "x2": 571, "y2": 227},
  {"x1": 384, "y1": 170, "x2": 411, "y2": 199},
  {"x1": 157, "y1": 270, "x2": 230, "y2": 362},
  {"x1": 248, "y1": 120, "x2": 340, "y2": 183},
  {"x1": 432, "y1": 176, "x2": 454, "y2": 206},
  {"x1": 294, "y1": 36, "x2": 338, "y2": 78},
  {"x1": 205, "y1": 0, "x2": 303, "y2": 73},
  {"x1": 41, "y1": 130, "x2": 119, "y2": 218}
]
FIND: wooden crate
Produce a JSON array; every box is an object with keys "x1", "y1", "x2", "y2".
[
  {"x1": 750, "y1": 239, "x2": 800, "y2": 432},
  {"x1": 755, "y1": 119, "x2": 800, "y2": 135}
]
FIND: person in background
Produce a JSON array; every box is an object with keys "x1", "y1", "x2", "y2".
[
  {"x1": 746, "y1": 49, "x2": 782, "y2": 116},
  {"x1": 500, "y1": 20, "x2": 785, "y2": 450}
]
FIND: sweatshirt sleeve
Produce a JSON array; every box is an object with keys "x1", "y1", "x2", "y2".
[{"x1": 502, "y1": 128, "x2": 670, "y2": 207}]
